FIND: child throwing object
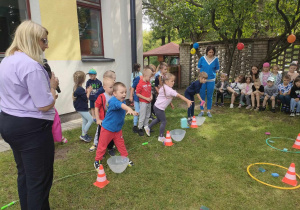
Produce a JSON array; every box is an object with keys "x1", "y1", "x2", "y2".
[
  {"x1": 94, "y1": 82, "x2": 138, "y2": 170},
  {"x1": 145, "y1": 73, "x2": 193, "y2": 142}
]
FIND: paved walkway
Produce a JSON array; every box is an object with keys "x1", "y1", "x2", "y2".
[{"x1": 0, "y1": 118, "x2": 82, "y2": 153}]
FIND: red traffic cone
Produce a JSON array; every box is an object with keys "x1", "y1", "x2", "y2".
[
  {"x1": 164, "y1": 131, "x2": 174, "y2": 146},
  {"x1": 190, "y1": 116, "x2": 198, "y2": 128},
  {"x1": 282, "y1": 163, "x2": 297, "y2": 186},
  {"x1": 94, "y1": 164, "x2": 109, "y2": 188},
  {"x1": 292, "y1": 133, "x2": 300, "y2": 150}
]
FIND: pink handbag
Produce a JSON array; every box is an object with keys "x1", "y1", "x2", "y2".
[{"x1": 52, "y1": 108, "x2": 63, "y2": 142}]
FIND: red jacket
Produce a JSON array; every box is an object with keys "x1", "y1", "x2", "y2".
[
  {"x1": 136, "y1": 79, "x2": 152, "y2": 103},
  {"x1": 95, "y1": 93, "x2": 106, "y2": 120}
]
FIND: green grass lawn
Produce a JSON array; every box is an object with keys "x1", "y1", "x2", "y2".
[{"x1": 1, "y1": 94, "x2": 300, "y2": 209}]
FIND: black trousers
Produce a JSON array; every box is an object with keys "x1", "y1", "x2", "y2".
[
  {"x1": 151, "y1": 93, "x2": 156, "y2": 115},
  {"x1": 0, "y1": 112, "x2": 54, "y2": 210},
  {"x1": 216, "y1": 91, "x2": 225, "y2": 103}
]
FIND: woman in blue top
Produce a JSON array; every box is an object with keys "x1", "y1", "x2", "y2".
[{"x1": 197, "y1": 46, "x2": 220, "y2": 118}]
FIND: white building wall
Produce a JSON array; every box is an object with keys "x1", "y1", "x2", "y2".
[{"x1": 30, "y1": 0, "x2": 143, "y2": 115}]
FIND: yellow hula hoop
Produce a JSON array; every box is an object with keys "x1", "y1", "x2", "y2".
[{"x1": 247, "y1": 162, "x2": 300, "y2": 190}]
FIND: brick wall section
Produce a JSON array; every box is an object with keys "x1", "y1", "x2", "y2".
[
  {"x1": 179, "y1": 43, "x2": 191, "y2": 87},
  {"x1": 179, "y1": 38, "x2": 289, "y2": 84}
]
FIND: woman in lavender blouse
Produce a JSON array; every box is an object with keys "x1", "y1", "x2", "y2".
[{"x1": 0, "y1": 21, "x2": 59, "y2": 210}]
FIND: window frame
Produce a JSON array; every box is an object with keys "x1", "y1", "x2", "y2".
[
  {"x1": 0, "y1": 0, "x2": 31, "y2": 55},
  {"x1": 77, "y1": 0, "x2": 105, "y2": 57}
]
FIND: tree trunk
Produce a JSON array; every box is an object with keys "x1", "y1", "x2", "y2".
[
  {"x1": 161, "y1": 36, "x2": 166, "y2": 45},
  {"x1": 168, "y1": 35, "x2": 171, "y2": 43}
]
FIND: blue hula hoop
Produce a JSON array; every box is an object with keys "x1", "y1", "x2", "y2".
[{"x1": 266, "y1": 137, "x2": 300, "y2": 154}]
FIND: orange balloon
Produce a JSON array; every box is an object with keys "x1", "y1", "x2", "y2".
[{"x1": 287, "y1": 34, "x2": 296, "y2": 43}]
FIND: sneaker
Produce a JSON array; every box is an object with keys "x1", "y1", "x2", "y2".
[
  {"x1": 198, "y1": 112, "x2": 204, "y2": 117},
  {"x1": 296, "y1": 112, "x2": 300, "y2": 116},
  {"x1": 290, "y1": 112, "x2": 295, "y2": 117},
  {"x1": 108, "y1": 148, "x2": 116, "y2": 156},
  {"x1": 94, "y1": 160, "x2": 102, "y2": 171},
  {"x1": 188, "y1": 118, "x2": 192, "y2": 125},
  {"x1": 246, "y1": 105, "x2": 251, "y2": 109},
  {"x1": 214, "y1": 102, "x2": 218, "y2": 106},
  {"x1": 207, "y1": 112, "x2": 212, "y2": 118},
  {"x1": 238, "y1": 104, "x2": 242, "y2": 108},
  {"x1": 260, "y1": 106, "x2": 266, "y2": 111},
  {"x1": 285, "y1": 107, "x2": 290, "y2": 114},
  {"x1": 240, "y1": 101, "x2": 245, "y2": 106},
  {"x1": 138, "y1": 128, "x2": 144, "y2": 136},
  {"x1": 80, "y1": 134, "x2": 92, "y2": 143},
  {"x1": 144, "y1": 126, "x2": 150, "y2": 136},
  {"x1": 89, "y1": 144, "x2": 97, "y2": 152},
  {"x1": 271, "y1": 108, "x2": 276, "y2": 113},
  {"x1": 220, "y1": 103, "x2": 224, "y2": 107},
  {"x1": 86, "y1": 134, "x2": 93, "y2": 140},
  {"x1": 61, "y1": 137, "x2": 68, "y2": 144},
  {"x1": 230, "y1": 104, "x2": 234, "y2": 108},
  {"x1": 132, "y1": 126, "x2": 138, "y2": 133},
  {"x1": 128, "y1": 160, "x2": 134, "y2": 167},
  {"x1": 158, "y1": 136, "x2": 165, "y2": 142},
  {"x1": 93, "y1": 119, "x2": 96, "y2": 122},
  {"x1": 281, "y1": 106, "x2": 286, "y2": 112}
]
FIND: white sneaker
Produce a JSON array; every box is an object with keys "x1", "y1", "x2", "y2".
[
  {"x1": 144, "y1": 126, "x2": 150, "y2": 136},
  {"x1": 230, "y1": 104, "x2": 234, "y2": 108},
  {"x1": 290, "y1": 112, "x2": 295, "y2": 117},
  {"x1": 296, "y1": 112, "x2": 300, "y2": 116},
  {"x1": 238, "y1": 104, "x2": 242, "y2": 108},
  {"x1": 246, "y1": 105, "x2": 251, "y2": 109},
  {"x1": 158, "y1": 136, "x2": 165, "y2": 142}
]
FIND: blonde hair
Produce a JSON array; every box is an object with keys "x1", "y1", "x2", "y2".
[
  {"x1": 272, "y1": 64, "x2": 280, "y2": 72},
  {"x1": 72, "y1": 71, "x2": 86, "y2": 101},
  {"x1": 149, "y1": 64, "x2": 156, "y2": 72},
  {"x1": 103, "y1": 70, "x2": 116, "y2": 80},
  {"x1": 5, "y1": 20, "x2": 48, "y2": 64},
  {"x1": 113, "y1": 82, "x2": 126, "y2": 92},
  {"x1": 199, "y1": 72, "x2": 208, "y2": 79},
  {"x1": 143, "y1": 67, "x2": 152, "y2": 76},
  {"x1": 103, "y1": 78, "x2": 114, "y2": 87}
]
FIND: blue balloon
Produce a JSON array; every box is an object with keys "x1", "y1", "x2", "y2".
[{"x1": 193, "y1": 43, "x2": 199, "y2": 49}]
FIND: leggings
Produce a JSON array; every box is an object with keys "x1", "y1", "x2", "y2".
[
  {"x1": 133, "y1": 100, "x2": 140, "y2": 126},
  {"x1": 240, "y1": 94, "x2": 251, "y2": 105},
  {"x1": 78, "y1": 111, "x2": 93, "y2": 136},
  {"x1": 148, "y1": 106, "x2": 166, "y2": 137},
  {"x1": 216, "y1": 91, "x2": 225, "y2": 103},
  {"x1": 200, "y1": 81, "x2": 215, "y2": 110}
]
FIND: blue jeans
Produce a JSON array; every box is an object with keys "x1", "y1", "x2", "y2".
[
  {"x1": 290, "y1": 98, "x2": 300, "y2": 112},
  {"x1": 200, "y1": 81, "x2": 215, "y2": 110},
  {"x1": 278, "y1": 95, "x2": 291, "y2": 106},
  {"x1": 78, "y1": 111, "x2": 94, "y2": 136},
  {"x1": 185, "y1": 92, "x2": 194, "y2": 118},
  {"x1": 133, "y1": 100, "x2": 140, "y2": 126}
]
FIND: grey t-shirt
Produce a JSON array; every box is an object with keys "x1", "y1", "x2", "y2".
[{"x1": 264, "y1": 85, "x2": 278, "y2": 97}]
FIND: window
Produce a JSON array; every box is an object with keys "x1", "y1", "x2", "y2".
[
  {"x1": 77, "y1": 0, "x2": 104, "y2": 57},
  {"x1": 0, "y1": 0, "x2": 30, "y2": 53}
]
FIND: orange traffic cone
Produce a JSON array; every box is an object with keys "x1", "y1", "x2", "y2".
[
  {"x1": 282, "y1": 163, "x2": 297, "y2": 186},
  {"x1": 292, "y1": 133, "x2": 300, "y2": 150},
  {"x1": 190, "y1": 116, "x2": 198, "y2": 128},
  {"x1": 164, "y1": 131, "x2": 174, "y2": 146},
  {"x1": 93, "y1": 164, "x2": 109, "y2": 188}
]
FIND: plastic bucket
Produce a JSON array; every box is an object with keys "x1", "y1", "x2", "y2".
[
  {"x1": 170, "y1": 129, "x2": 186, "y2": 142},
  {"x1": 195, "y1": 116, "x2": 205, "y2": 126},
  {"x1": 107, "y1": 156, "x2": 129, "y2": 173}
]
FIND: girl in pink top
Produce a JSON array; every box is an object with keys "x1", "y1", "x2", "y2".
[
  {"x1": 259, "y1": 62, "x2": 271, "y2": 87},
  {"x1": 145, "y1": 73, "x2": 193, "y2": 142}
]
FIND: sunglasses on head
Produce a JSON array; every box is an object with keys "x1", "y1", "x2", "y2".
[{"x1": 41, "y1": 38, "x2": 48, "y2": 45}]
